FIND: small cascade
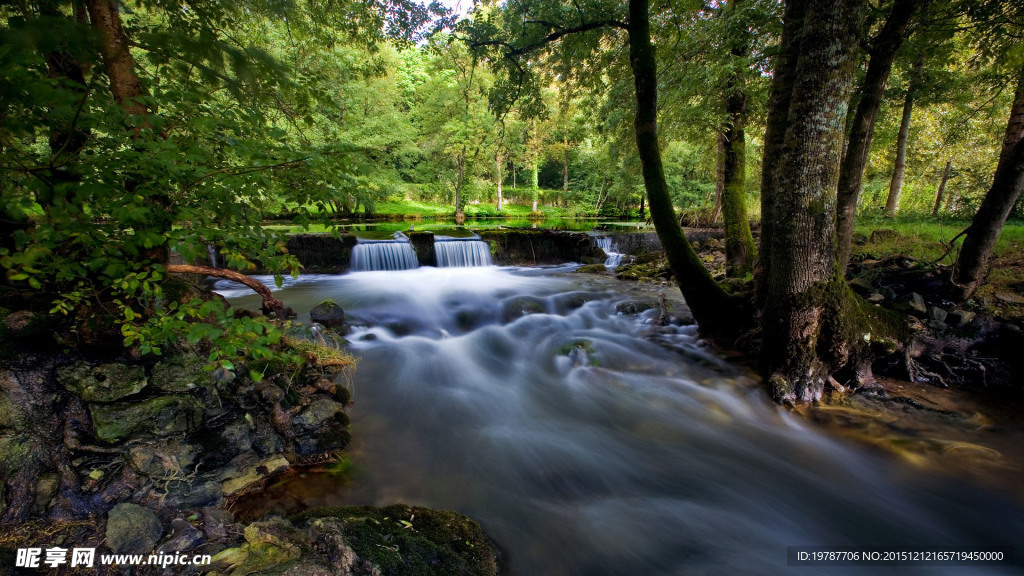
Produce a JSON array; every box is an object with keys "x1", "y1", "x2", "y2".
[
  {"x1": 350, "y1": 234, "x2": 419, "y2": 271},
  {"x1": 434, "y1": 237, "x2": 493, "y2": 267},
  {"x1": 595, "y1": 236, "x2": 624, "y2": 269},
  {"x1": 207, "y1": 244, "x2": 219, "y2": 268}
]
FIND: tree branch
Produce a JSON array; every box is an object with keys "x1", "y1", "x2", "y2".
[{"x1": 165, "y1": 264, "x2": 294, "y2": 318}]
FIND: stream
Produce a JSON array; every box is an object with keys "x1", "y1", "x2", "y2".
[{"x1": 218, "y1": 265, "x2": 1022, "y2": 575}]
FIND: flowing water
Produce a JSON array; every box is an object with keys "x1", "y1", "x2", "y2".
[
  {"x1": 218, "y1": 267, "x2": 1022, "y2": 576},
  {"x1": 349, "y1": 240, "x2": 419, "y2": 271}
]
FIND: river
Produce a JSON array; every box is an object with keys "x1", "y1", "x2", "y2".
[{"x1": 218, "y1": 265, "x2": 1022, "y2": 576}]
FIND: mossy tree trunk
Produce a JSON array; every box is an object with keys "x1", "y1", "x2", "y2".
[
  {"x1": 952, "y1": 63, "x2": 1024, "y2": 300},
  {"x1": 885, "y1": 55, "x2": 925, "y2": 216},
  {"x1": 834, "y1": 0, "x2": 921, "y2": 273},
  {"x1": 756, "y1": 0, "x2": 808, "y2": 304},
  {"x1": 761, "y1": 0, "x2": 866, "y2": 404},
  {"x1": 721, "y1": 0, "x2": 756, "y2": 277},
  {"x1": 627, "y1": 0, "x2": 735, "y2": 337}
]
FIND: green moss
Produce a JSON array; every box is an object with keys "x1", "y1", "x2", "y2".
[
  {"x1": 292, "y1": 504, "x2": 498, "y2": 576},
  {"x1": 89, "y1": 395, "x2": 205, "y2": 442}
]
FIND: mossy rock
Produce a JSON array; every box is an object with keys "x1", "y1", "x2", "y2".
[
  {"x1": 575, "y1": 264, "x2": 608, "y2": 274},
  {"x1": 89, "y1": 395, "x2": 205, "y2": 442},
  {"x1": 58, "y1": 362, "x2": 148, "y2": 402},
  {"x1": 500, "y1": 296, "x2": 546, "y2": 323},
  {"x1": 151, "y1": 355, "x2": 212, "y2": 393},
  {"x1": 292, "y1": 504, "x2": 499, "y2": 576},
  {"x1": 310, "y1": 300, "x2": 345, "y2": 328}
]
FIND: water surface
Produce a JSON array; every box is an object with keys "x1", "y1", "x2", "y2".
[{"x1": 220, "y1": 267, "x2": 1022, "y2": 576}]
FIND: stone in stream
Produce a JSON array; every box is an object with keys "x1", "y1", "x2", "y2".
[
  {"x1": 310, "y1": 300, "x2": 346, "y2": 328},
  {"x1": 89, "y1": 395, "x2": 205, "y2": 442}
]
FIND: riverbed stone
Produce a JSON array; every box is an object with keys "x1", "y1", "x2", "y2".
[
  {"x1": 615, "y1": 301, "x2": 655, "y2": 315},
  {"x1": 849, "y1": 277, "x2": 874, "y2": 295},
  {"x1": 106, "y1": 503, "x2": 162, "y2": 554},
  {"x1": 947, "y1": 309, "x2": 976, "y2": 326},
  {"x1": 220, "y1": 454, "x2": 290, "y2": 496},
  {"x1": 157, "y1": 518, "x2": 206, "y2": 554},
  {"x1": 900, "y1": 293, "x2": 927, "y2": 315},
  {"x1": 59, "y1": 362, "x2": 147, "y2": 402},
  {"x1": 928, "y1": 306, "x2": 948, "y2": 326},
  {"x1": 162, "y1": 479, "x2": 223, "y2": 510},
  {"x1": 310, "y1": 300, "x2": 346, "y2": 328},
  {"x1": 89, "y1": 396, "x2": 205, "y2": 442},
  {"x1": 293, "y1": 398, "x2": 351, "y2": 456}
]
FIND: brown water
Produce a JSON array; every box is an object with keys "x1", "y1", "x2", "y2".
[{"x1": 220, "y1": 266, "x2": 1023, "y2": 576}]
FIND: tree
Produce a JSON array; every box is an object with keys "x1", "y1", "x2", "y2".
[
  {"x1": 952, "y1": 61, "x2": 1024, "y2": 299},
  {"x1": 834, "y1": 0, "x2": 923, "y2": 272},
  {"x1": 884, "y1": 54, "x2": 926, "y2": 215}
]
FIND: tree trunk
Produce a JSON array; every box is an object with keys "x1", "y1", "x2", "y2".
[
  {"x1": 762, "y1": 0, "x2": 865, "y2": 404},
  {"x1": 85, "y1": 0, "x2": 147, "y2": 118},
  {"x1": 932, "y1": 159, "x2": 951, "y2": 215},
  {"x1": 455, "y1": 146, "x2": 466, "y2": 221},
  {"x1": 711, "y1": 132, "x2": 725, "y2": 223},
  {"x1": 952, "y1": 64, "x2": 1024, "y2": 300},
  {"x1": 627, "y1": 0, "x2": 734, "y2": 337},
  {"x1": 756, "y1": 0, "x2": 809, "y2": 304},
  {"x1": 835, "y1": 0, "x2": 920, "y2": 272},
  {"x1": 496, "y1": 149, "x2": 504, "y2": 212},
  {"x1": 885, "y1": 55, "x2": 925, "y2": 216},
  {"x1": 721, "y1": 0, "x2": 756, "y2": 277}
]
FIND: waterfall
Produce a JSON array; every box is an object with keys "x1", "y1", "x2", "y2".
[
  {"x1": 350, "y1": 239, "x2": 419, "y2": 271},
  {"x1": 434, "y1": 239, "x2": 493, "y2": 267},
  {"x1": 207, "y1": 244, "x2": 219, "y2": 268},
  {"x1": 595, "y1": 236, "x2": 624, "y2": 269}
]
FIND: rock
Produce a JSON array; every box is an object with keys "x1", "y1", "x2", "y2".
[
  {"x1": 947, "y1": 309, "x2": 976, "y2": 326},
  {"x1": 150, "y1": 355, "x2": 211, "y2": 393},
  {"x1": 615, "y1": 301, "x2": 655, "y2": 315},
  {"x1": 34, "y1": 472, "x2": 59, "y2": 513},
  {"x1": 500, "y1": 297, "x2": 546, "y2": 323},
  {"x1": 157, "y1": 518, "x2": 206, "y2": 554},
  {"x1": 929, "y1": 306, "x2": 948, "y2": 325},
  {"x1": 995, "y1": 291, "x2": 1024, "y2": 305},
  {"x1": 900, "y1": 293, "x2": 927, "y2": 315},
  {"x1": 58, "y1": 362, "x2": 147, "y2": 402},
  {"x1": 203, "y1": 507, "x2": 235, "y2": 540},
  {"x1": 310, "y1": 300, "x2": 345, "y2": 328},
  {"x1": 106, "y1": 503, "x2": 162, "y2": 554},
  {"x1": 3, "y1": 310, "x2": 36, "y2": 333},
  {"x1": 867, "y1": 293, "x2": 886, "y2": 304},
  {"x1": 220, "y1": 454, "x2": 290, "y2": 495},
  {"x1": 881, "y1": 287, "x2": 898, "y2": 300},
  {"x1": 89, "y1": 396, "x2": 205, "y2": 442},
  {"x1": 704, "y1": 238, "x2": 722, "y2": 249},
  {"x1": 128, "y1": 441, "x2": 199, "y2": 477},
  {"x1": 575, "y1": 264, "x2": 608, "y2": 274},
  {"x1": 293, "y1": 398, "x2": 351, "y2": 456},
  {"x1": 848, "y1": 277, "x2": 874, "y2": 295},
  {"x1": 161, "y1": 480, "x2": 222, "y2": 510}
]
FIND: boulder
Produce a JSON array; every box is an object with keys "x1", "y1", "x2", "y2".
[
  {"x1": 89, "y1": 396, "x2": 205, "y2": 442},
  {"x1": 900, "y1": 293, "x2": 927, "y2": 315},
  {"x1": 310, "y1": 300, "x2": 345, "y2": 328},
  {"x1": 947, "y1": 309, "x2": 976, "y2": 327},
  {"x1": 58, "y1": 362, "x2": 147, "y2": 402},
  {"x1": 156, "y1": 518, "x2": 206, "y2": 554},
  {"x1": 220, "y1": 454, "x2": 290, "y2": 496},
  {"x1": 848, "y1": 277, "x2": 874, "y2": 295},
  {"x1": 106, "y1": 503, "x2": 162, "y2": 554},
  {"x1": 150, "y1": 355, "x2": 211, "y2": 393}
]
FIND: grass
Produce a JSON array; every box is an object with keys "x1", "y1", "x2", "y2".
[{"x1": 852, "y1": 215, "x2": 1024, "y2": 265}]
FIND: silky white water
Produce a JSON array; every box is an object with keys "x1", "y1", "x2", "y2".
[{"x1": 218, "y1": 266, "x2": 1021, "y2": 576}]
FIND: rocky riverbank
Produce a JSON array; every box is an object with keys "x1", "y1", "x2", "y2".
[{"x1": 0, "y1": 304, "x2": 501, "y2": 575}]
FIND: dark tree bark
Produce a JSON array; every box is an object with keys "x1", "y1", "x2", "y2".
[
  {"x1": 885, "y1": 55, "x2": 926, "y2": 216},
  {"x1": 721, "y1": 0, "x2": 756, "y2": 277},
  {"x1": 762, "y1": 0, "x2": 866, "y2": 403},
  {"x1": 627, "y1": 0, "x2": 735, "y2": 336},
  {"x1": 756, "y1": 0, "x2": 809, "y2": 304},
  {"x1": 85, "y1": 0, "x2": 147, "y2": 118},
  {"x1": 932, "y1": 159, "x2": 951, "y2": 215},
  {"x1": 952, "y1": 64, "x2": 1024, "y2": 299},
  {"x1": 835, "y1": 0, "x2": 921, "y2": 272}
]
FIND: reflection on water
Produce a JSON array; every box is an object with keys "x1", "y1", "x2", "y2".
[{"x1": 220, "y1": 268, "x2": 1022, "y2": 576}]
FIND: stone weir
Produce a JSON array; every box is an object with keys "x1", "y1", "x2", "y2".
[{"x1": 282, "y1": 230, "x2": 608, "y2": 271}]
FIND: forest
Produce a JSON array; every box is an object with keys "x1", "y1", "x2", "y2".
[{"x1": 1, "y1": 0, "x2": 1023, "y2": 574}]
